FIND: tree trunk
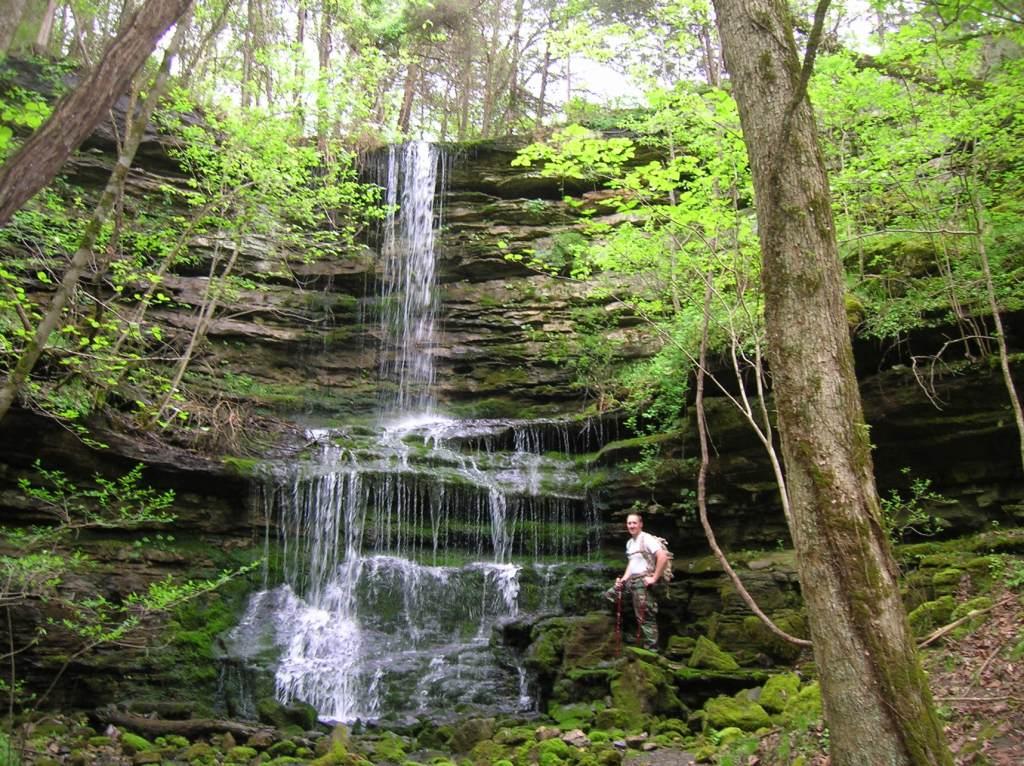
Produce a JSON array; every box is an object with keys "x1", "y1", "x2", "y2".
[
  {"x1": 95, "y1": 706, "x2": 270, "y2": 740},
  {"x1": 710, "y1": 1, "x2": 952, "y2": 764},
  {"x1": 240, "y1": 0, "x2": 256, "y2": 108},
  {"x1": 292, "y1": 0, "x2": 307, "y2": 127},
  {"x1": 968, "y1": 174, "x2": 1024, "y2": 472},
  {"x1": 316, "y1": 5, "x2": 333, "y2": 156},
  {"x1": 398, "y1": 60, "x2": 419, "y2": 135},
  {"x1": 698, "y1": 23, "x2": 720, "y2": 87},
  {"x1": 503, "y1": 0, "x2": 526, "y2": 126},
  {"x1": 34, "y1": 0, "x2": 59, "y2": 53},
  {"x1": 0, "y1": 0, "x2": 193, "y2": 229},
  {"x1": 0, "y1": 0, "x2": 30, "y2": 55},
  {"x1": 537, "y1": 44, "x2": 551, "y2": 123}
]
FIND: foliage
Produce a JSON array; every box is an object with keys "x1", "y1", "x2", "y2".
[
  {"x1": 0, "y1": 76, "x2": 383, "y2": 444},
  {"x1": 15, "y1": 461, "x2": 175, "y2": 537},
  {"x1": 510, "y1": 85, "x2": 760, "y2": 434},
  {"x1": 0, "y1": 462, "x2": 256, "y2": 707},
  {"x1": 988, "y1": 555, "x2": 1024, "y2": 591},
  {"x1": 879, "y1": 468, "x2": 948, "y2": 542},
  {"x1": 813, "y1": 21, "x2": 1024, "y2": 345},
  {"x1": 0, "y1": 85, "x2": 49, "y2": 159}
]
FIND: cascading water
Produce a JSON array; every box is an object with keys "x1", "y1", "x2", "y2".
[
  {"x1": 221, "y1": 142, "x2": 603, "y2": 724},
  {"x1": 378, "y1": 141, "x2": 441, "y2": 416}
]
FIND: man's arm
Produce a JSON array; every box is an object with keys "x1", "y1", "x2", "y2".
[{"x1": 615, "y1": 565, "x2": 630, "y2": 587}]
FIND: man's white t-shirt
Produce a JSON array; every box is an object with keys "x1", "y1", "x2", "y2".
[{"x1": 625, "y1": 531, "x2": 664, "y2": 578}]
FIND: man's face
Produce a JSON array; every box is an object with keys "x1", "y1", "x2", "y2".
[{"x1": 626, "y1": 515, "x2": 642, "y2": 537}]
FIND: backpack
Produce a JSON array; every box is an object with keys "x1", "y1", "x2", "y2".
[{"x1": 640, "y1": 534, "x2": 675, "y2": 583}]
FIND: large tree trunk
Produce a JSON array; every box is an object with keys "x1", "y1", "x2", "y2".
[
  {"x1": 710, "y1": 1, "x2": 952, "y2": 764},
  {"x1": 0, "y1": 0, "x2": 193, "y2": 228}
]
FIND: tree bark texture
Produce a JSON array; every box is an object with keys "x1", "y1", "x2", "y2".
[
  {"x1": 711, "y1": 1, "x2": 952, "y2": 764},
  {"x1": 0, "y1": 0, "x2": 193, "y2": 228}
]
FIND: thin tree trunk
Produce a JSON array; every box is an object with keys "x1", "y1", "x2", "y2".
[
  {"x1": 316, "y1": 5, "x2": 333, "y2": 156},
  {"x1": 711, "y1": 0, "x2": 952, "y2": 764},
  {"x1": 537, "y1": 44, "x2": 551, "y2": 123},
  {"x1": 398, "y1": 60, "x2": 419, "y2": 135},
  {"x1": 151, "y1": 235, "x2": 240, "y2": 425},
  {"x1": 0, "y1": 16, "x2": 190, "y2": 424},
  {"x1": 34, "y1": 0, "x2": 59, "y2": 53},
  {"x1": 0, "y1": 0, "x2": 30, "y2": 54},
  {"x1": 503, "y1": 0, "x2": 526, "y2": 126},
  {"x1": 695, "y1": 279, "x2": 810, "y2": 648},
  {"x1": 699, "y1": 23, "x2": 720, "y2": 87},
  {"x1": 0, "y1": 0, "x2": 194, "y2": 228},
  {"x1": 968, "y1": 174, "x2": 1024, "y2": 471},
  {"x1": 292, "y1": 0, "x2": 307, "y2": 128}
]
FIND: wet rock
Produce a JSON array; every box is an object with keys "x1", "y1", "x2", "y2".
[
  {"x1": 561, "y1": 729, "x2": 591, "y2": 748},
  {"x1": 449, "y1": 717, "x2": 495, "y2": 753}
]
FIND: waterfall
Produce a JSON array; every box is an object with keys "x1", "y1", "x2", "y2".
[
  {"x1": 378, "y1": 141, "x2": 440, "y2": 417},
  {"x1": 221, "y1": 143, "x2": 601, "y2": 724}
]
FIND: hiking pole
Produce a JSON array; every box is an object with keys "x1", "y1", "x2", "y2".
[{"x1": 615, "y1": 585, "x2": 623, "y2": 657}]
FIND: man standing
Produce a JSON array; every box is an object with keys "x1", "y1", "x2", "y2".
[{"x1": 605, "y1": 513, "x2": 668, "y2": 650}]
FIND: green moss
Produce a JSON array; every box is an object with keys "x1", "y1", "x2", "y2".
[
  {"x1": 759, "y1": 672, "x2": 801, "y2": 714},
  {"x1": 372, "y1": 732, "x2": 408, "y2": 762},
  {"x1": 537, "y1": 737, "x2": 572, "y2": 764},
  {"x1": 931, "y1": 568, "x2": 965, "y2": 590},
  {"x1": 688, "y1": 636, "x2": 739, "y2": 671},
  {"x1": 908, "y1": 595, "x2": 955, "y2": 636},
  {"x1": 221, "y1": 456, "x2": 262, "y2": 476},
  {"x1": 548, "y1": 702, "x2": 597, "y2": 728},
  {"x1": 702, "y1": 694, "x2": 771, "y2": 731},
  {"x1": 526, "y1": 618, "x2": 572, "y2": 677},
  {"x1": 120, "y1": 732, "x2": 153, "y2": 754},
  {"x1": 449, "y1": 718, "x2": 495, "y2": 754},
  {"x1": 740, "y1": 611, "x2": 808, "y2": 663},
  {"x1": 665, "y1": 635, "x2": 696, "y2": 660},
  {"x1": 779, "y1": 681, "x2": 823, "y2": 724},
  {"x1": 226, "y1": 745, "x2": 259, "y2": 763},
  {"x1": 610, "y1": 656, "x2": 683, "y2": 724},
  {"x1": 468, "y1": 739, "x2": 508, "y2": 766}
]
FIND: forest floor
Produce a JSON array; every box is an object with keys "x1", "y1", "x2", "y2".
[
  {"x1": 740, "y1": 588, "x2": 1024, "y2": 766},
  {"x1": 929, "y1": 589, "x2": 1024, "y2": 765}
]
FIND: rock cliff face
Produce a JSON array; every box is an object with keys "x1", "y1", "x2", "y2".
[{"x1": 0, "y1": 104, "x2": 1022, "y2": 712}]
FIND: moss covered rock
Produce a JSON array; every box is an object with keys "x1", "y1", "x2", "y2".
[
  {"x1": 610, "y1": 655, "x2": 684, "y2": 727},
  {"x1": 740, "y1": 611, "x2": 808, "y2": 663},
  {"x1": 449, "y1": 718, "x2": 496, "y2": 753},
  {"x1": 226, "y1": 745, "x2": 259, "y2": 763},
  {"x1": 908, "y1": 595, "x2": 956, "y2": 635},
  {"x1": 119, "y1": 732, "x2": 154, "y2": 755},
  {"x1": 759, "y1": 672, "x2": 801, "y2": 714},
  {"x1": 688, "y1": 636, "x2": 739, "y2": 670},
  {"x1": 702, "y1": 694, "x2": 771, "y2": 731},
  {"x1": 665, "y1": 635, "x2": 696, "y2": 660},
  {"x1": 257, "y1": 696, "x2": 319, "y2": 731},
  {"x1": 779, "y1": 681, "x2": 823, "y2": 724},
  {"x1": 931, "y1": 568, "x2": 965, "y2": 591}
]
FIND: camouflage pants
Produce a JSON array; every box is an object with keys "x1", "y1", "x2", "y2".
[{"x1": 605, "y1": 576, "x2": 659, "y2": 650}]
